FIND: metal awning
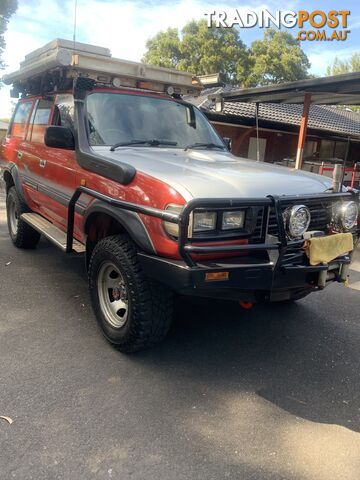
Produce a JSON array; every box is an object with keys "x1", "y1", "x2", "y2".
[
  {"x1": 209, "y1": 72, "x2": 360, "y2": 105},
  {"x1": 209, "y1": 72, "x2": 360, "y2": 170}
]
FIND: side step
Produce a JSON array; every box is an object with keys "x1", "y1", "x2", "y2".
[{"x1": 21, "y1": 213, "x2": 85, "y2": 253}]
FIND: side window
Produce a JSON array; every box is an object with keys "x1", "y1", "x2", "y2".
[
  {"x1": 10, "y1": 101, "x2": 33, "y2": 139},
  {"x1": 53, "y1": 94, "x2": 75, "y2": 131},
  {"x1": 28, "y1": 98, "x2": 53, "y2": 143}
]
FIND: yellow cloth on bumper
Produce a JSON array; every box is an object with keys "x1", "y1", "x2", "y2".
[{"x1": 304, "y1": 232, "x2": 354, "y2": 266}]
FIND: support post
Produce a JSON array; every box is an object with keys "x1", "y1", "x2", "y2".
[
  {"x1": 295, "y1": 93, "x2": 312, "y2": 170},
  {"x1": 255, "y1": 102, "x2": 260, "y2": 161},
  {"x1": 340, "y1": 137, "x2": 351, "y2": 188},
  {"x1": 332, "y1": 164, "x2": 343, "y2": 192}
]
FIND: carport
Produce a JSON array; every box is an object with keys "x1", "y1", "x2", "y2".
[{"x1": 210, "y1": 72, "x2": 360, "y2": 170}]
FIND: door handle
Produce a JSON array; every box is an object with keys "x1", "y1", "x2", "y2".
[
  {"x1": 39, "y1": 159, "x2": 46, "y2": 168},
  {"x1": 17, "y1": 151, "x2": 23, "y2": 160}
]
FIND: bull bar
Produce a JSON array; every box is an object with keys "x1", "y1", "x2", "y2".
[
  {"x1": 65, "y1": 187, "x2": 358, "y2": 301},
  {"x1": 66, "y1": 187, "x2": 357, "y2": 263}
]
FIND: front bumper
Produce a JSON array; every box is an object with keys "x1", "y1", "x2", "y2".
[
  {"x1": 137, "y1": 191, "x2": 358, "y2": 302},
  {"x1": 66, "y1": 187, "x2": 358, "y2": 301},
  {"x1": 138, "y1": 249, "x2": 353, "y2": 302}
]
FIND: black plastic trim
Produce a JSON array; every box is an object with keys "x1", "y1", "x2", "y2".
[
  {"x1": 2, "y1": 163, "x2": 26, "y2": 203},
  {"x1": 83, "y1": 200, "x2": 156, "y2": 254},
  {"x1": 21, "y1": 174, "x2": 87, "y2": 214},
  {"x1": 73, "y1": 78, "x2": 136, "y2": 185},
  {"x1": 66, "y1": 186, "x2": 179, "y2": 253}
]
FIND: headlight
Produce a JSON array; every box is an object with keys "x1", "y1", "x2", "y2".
[
  {"x1": 193, "y1": 211, "x2": 217, "y2": 232},
  {"x1": 332, "y1": 201, "x2": 359, "y2": 231},
  {"x1": 283, "y1": 205, "x2": 311, "y2": 239},
  {"x1": 163, "y1": 206, "x2": 246, "y2": 237},
  {"x1": 222, "y1": 210, "x2": 245, "y2": 230},
  {"x1": 163, "y1": 206, "x2": 217, "y2": 237}
]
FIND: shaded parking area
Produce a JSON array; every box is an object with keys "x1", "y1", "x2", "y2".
[{"x1": 0, "y1": 191, "x2": 360, "y2": 480}]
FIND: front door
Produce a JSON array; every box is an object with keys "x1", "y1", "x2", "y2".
[{"x1": 22, "y1": 96, "x2": 78, "y2": 232}]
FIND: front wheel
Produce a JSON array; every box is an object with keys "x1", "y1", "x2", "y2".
[{"x1": 88, "y1": 234, "x2": 173, "y2": 353}]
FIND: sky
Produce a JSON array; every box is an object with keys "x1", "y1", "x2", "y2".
[{"x1": 0, "y1": 0, "x2": 359, "y2": 118}]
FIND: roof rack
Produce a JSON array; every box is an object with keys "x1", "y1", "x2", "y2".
[{"x1": 2, "y1": 38, "x2": 203, "y2": 97}]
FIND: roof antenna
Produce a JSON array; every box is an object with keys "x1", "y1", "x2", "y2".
[
  {"x1": 255, "y1": 102, "x2": 260, "y2": 161},
  {"x1": 73, "y1": 0, "x2": 78, "y2": 51}
]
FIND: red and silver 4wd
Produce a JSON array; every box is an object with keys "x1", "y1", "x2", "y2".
[{"x1": 1, "y1": 39, "x2": 359, "y2": 352}]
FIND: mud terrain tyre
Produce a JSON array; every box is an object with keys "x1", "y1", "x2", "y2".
[
  {"x1": 6, "y1": 187, "x2": 41, "y2": 249},
  {"x1": 88, "y1": 234, "x2": 173, "y2": 353}
]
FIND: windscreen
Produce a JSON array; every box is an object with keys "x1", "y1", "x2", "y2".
[{"x1": 86, "y1": 92, "x2": 224, "y2": 148}]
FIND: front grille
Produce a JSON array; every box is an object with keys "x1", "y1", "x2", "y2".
[{"x1": 252, "y1": 200, "x2": 334, "y2": 241}]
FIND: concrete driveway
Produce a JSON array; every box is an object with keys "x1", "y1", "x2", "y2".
[{"x1": 0, "y1": 192, "x2": 360, "y2": 480}]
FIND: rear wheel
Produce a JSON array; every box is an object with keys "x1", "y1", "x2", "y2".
[
  {"x1": 88, "y1": 234, "x2": 173, "y2": 353},
  {"x1": 6, "y1": 187, "x2": 41, "y2": 249}
]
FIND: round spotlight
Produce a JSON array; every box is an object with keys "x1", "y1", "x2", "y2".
[
  {"x1": 332, "y1": 201, "x2": 359, "y2": 231},
  {"x1": 112, "y1": 77, "x2": 122, "y2": 88},
  {"x1": 283, "y1": 205, "x2": 311, "y2": 239}
]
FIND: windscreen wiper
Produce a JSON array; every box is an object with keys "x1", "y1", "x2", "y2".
[
  {"x1": 184, "y1": 142, "x2": 225, "y2": 151},
  {"x1": 110, "y1": 139, "x2": 177, "y2": 151}
]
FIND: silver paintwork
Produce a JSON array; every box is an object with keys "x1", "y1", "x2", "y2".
[
  {"x1": 8, "y1": 196, "x2": 19, "y2": 236},
  {"x1": 97, "y1": 262, "x2": 129, "y2": 329},
  {"x1": 94, "y1": 146, "x2": 334, "y2": 200}
]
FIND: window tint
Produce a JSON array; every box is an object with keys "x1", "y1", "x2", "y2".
[
  {"x1": 10, "y1": 101, "x2": 33, "y2": 139},
  {"x1": 53, "y1": 94, "x2": 74, "y2": 130},
  {"x1": 29, "y1": 99, "x2": 53, "y2": 143}
]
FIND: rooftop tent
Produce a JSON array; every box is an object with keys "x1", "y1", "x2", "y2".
[{"x1": 2, "y1": 38, "x2": 203, "y2": 97}]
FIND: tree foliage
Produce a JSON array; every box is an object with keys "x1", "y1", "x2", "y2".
[
  {"x1": 143, "y1": 22, "x2": 311, "y2": 87},
  {"x1": 142, "y1": 27, "x2": 181, "y2": 69},
  {"x1": 143, "y1": 20, "x2": 249, "y2": 85},
  {"x1": 0, "y1": 0, "x2": 18, "y2": 70},
  {"x1": 326, "y1": 53, "x2": 360, "y2": 76},
  {"x1": 246, "y1": 30, "x2": 310, "y2": 86}
]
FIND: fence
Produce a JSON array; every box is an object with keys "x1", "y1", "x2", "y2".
[{"x1": 319, "y1": 162, "x2": 360, "y2": 189}]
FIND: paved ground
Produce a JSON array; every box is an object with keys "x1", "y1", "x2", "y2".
[{"x1": 0, "y1": 192, "x2": 360, "y2": 480}]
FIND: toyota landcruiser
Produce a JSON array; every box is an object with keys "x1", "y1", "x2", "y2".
[{"x1": 1, "y1": 40, "x2": 359, "y2": 352}]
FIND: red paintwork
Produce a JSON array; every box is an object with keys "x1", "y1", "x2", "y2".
[{"x1": 1, "y1": 88, "x2": 247, "y2": 260}]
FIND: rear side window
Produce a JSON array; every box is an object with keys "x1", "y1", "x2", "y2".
[
  {"x1": 10, "y1": 101, "x2": 33, "y2": 139},
  {"x1": 28, "y1": 99, "x2": 53, "y2": 143}
]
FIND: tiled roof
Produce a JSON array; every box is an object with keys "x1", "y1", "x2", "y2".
[{"x1": 187, "y1": 87, "x2": 360, "y2": 137}]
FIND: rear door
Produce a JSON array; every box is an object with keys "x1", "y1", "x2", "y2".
[{"x1": 3, "y1": 100, "x2": 35, "y2": 206}]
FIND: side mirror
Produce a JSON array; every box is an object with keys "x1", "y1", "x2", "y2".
[
  {"x1": 44, "y1": 126, "x2": 75, "y2": 150},
  {"x1": 223, "y1": 137, "x2": 232, "y2": 151}
]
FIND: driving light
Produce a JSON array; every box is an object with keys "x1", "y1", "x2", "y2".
[
  {"x1": 193, "y1": 211, "x2": 217, "y2": 232},
  {"x1": 283, "y1": 205, "x2": 311, "y2": 239},
  {"x1": 332, "y1": 201, "x2": 359, "y2": 231},
  {"x1": 112, "y1": 77, "x2": 122, "y2": 88},
  {"x1": 222, "y1": 211, "x2": 245, "y2": 230}
]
